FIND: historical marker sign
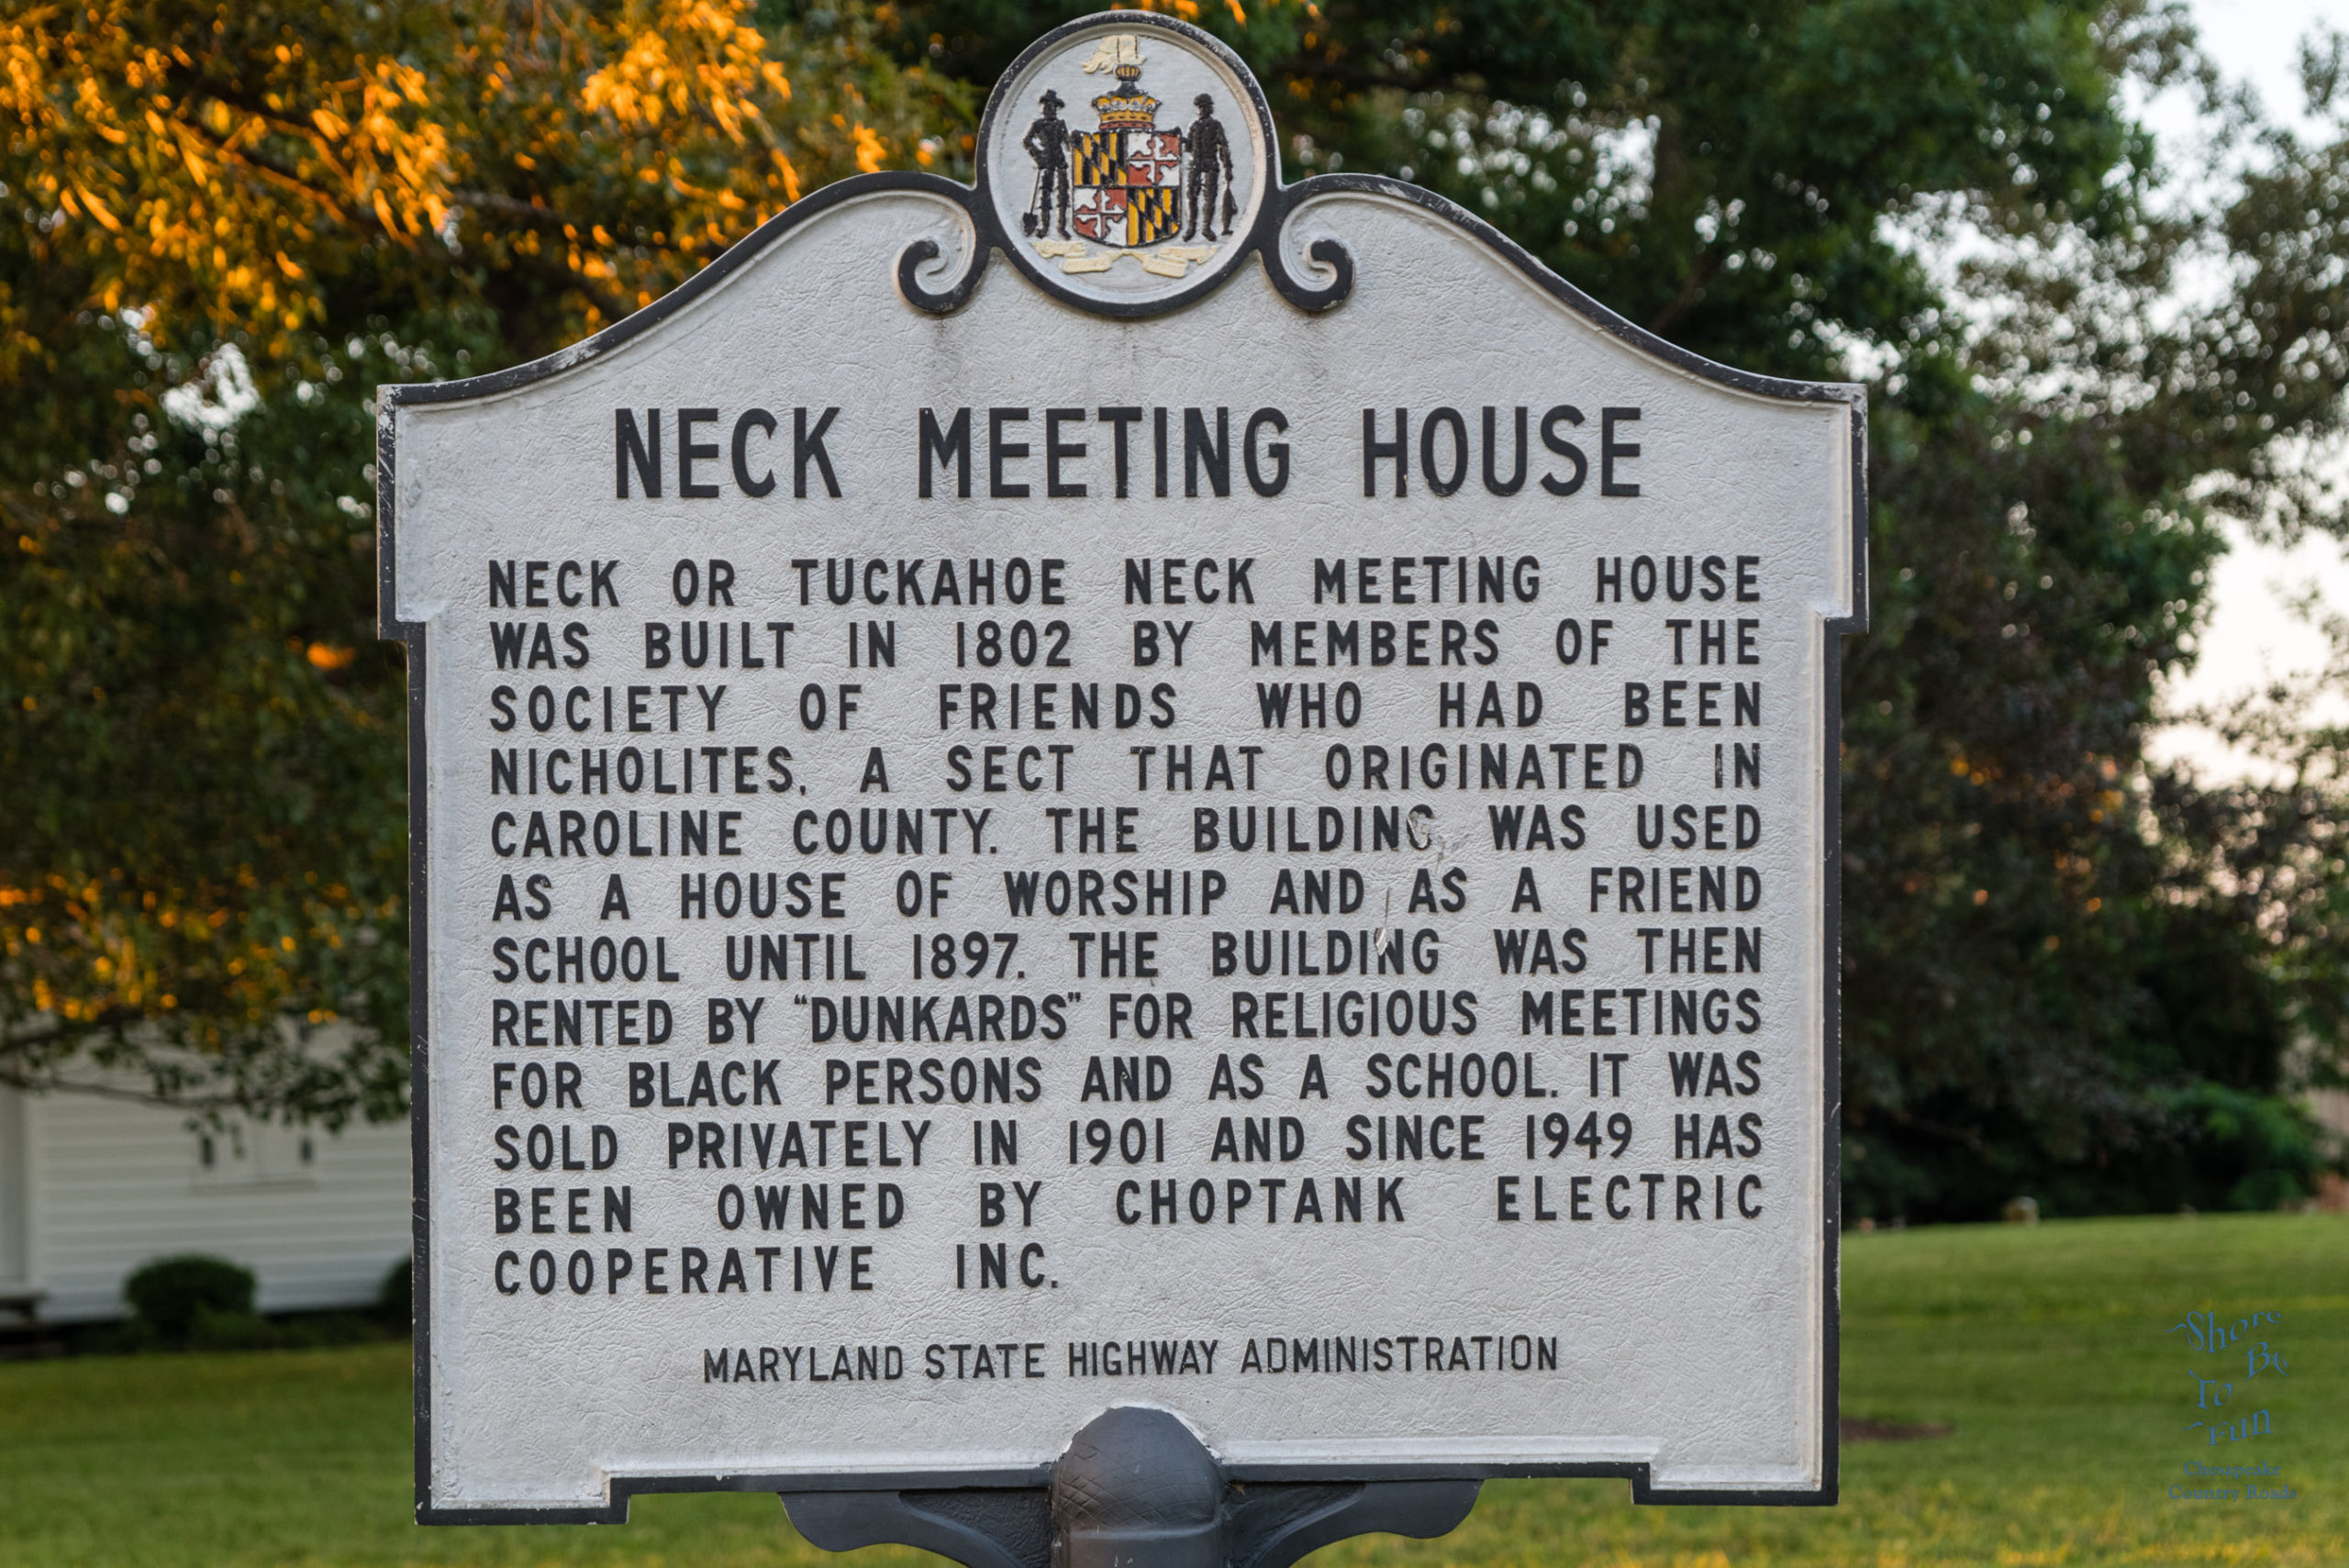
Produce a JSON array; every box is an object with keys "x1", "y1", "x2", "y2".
[{"x1": 382, "y1": 14, "x2": 1864, "y2": 1525}]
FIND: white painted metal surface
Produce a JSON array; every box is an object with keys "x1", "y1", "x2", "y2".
[{"x1": 388, "y1": 16, "x2": 1856, "y2": 1519}]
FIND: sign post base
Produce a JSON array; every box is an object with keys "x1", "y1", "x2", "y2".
[{"x1": 784, "y1": 1407, "x2": 1480, "y2": 1568}]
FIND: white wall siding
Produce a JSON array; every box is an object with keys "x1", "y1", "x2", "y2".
[
  {"x1": 22, "y1": 1088, "x2": 409, "y2": 1321},
  {"x1": 0, "y1": 1088, "x2": 28, "y2": 1291}
]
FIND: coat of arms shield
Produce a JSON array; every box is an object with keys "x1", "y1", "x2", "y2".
[
  {"x1": 1072, "y1": 127, "x2": 1183, "y2": 247},
  {"x1": 1014, "y1": 31, "x2": 1238, "y2": 277}
]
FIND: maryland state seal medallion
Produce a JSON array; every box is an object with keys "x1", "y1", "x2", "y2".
[{"x1": 980, "y1": 17, "x2": 1275, "y2": 310}]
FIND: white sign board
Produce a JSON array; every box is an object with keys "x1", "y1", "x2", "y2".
[{"x1": 382, "y1": 14, "x2": 1863, "y2": 1524}]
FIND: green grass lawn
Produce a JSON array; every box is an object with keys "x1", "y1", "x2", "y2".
[{"x1": 3, "y1": 1213, "x2": 2341, "y2": 1568}]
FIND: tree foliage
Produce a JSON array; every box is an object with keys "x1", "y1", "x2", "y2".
[{"x1": 0, "y1": 0, "x2": 959, "y2": 1122}]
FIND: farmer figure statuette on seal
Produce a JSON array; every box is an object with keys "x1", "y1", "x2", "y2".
[
  {"x1": 1184, "y1": 93, "x2": 1237, "y2": 241},
  {"x1": 1021, "y1": 89, "x2": 1073, "y2": 239}
]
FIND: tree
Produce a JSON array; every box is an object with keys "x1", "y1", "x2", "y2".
[{"x1": 0, "y1": 0, "x2": 962, "y2": 1122}]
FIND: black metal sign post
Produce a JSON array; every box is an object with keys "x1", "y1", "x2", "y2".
[{"x1": 785, "y1": 1406, "x2": 1477, "y2": 1568}]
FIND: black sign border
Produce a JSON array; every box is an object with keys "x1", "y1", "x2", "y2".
[{"x1": 379, "y1": 16, "x2": 1865, "y2": 1523}]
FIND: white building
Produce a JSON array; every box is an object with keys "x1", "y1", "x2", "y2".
[{"x1": 0, "y1": 1084, "x2": 409, "y2": 1323}]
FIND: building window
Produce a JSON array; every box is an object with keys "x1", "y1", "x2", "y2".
[{"x1": 192, "y1": 1123, "x2": 321, "y2": 1191}]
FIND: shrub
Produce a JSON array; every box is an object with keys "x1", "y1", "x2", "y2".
[{"x1": 123, "y1": 1254, "x2": 256, "y2": 1342}]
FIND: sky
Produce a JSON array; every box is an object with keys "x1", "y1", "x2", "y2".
[
  {"x1": 2176, "y1": 0, "x2": 2340, "y2": 124},
  {"x1": 2143, "y1": 0, "x2": 2349, "y2": 779}
]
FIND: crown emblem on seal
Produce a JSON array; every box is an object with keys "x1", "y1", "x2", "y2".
[{"x1": 1017, "y1": 33, "x2": 1236, "y2": 279}]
